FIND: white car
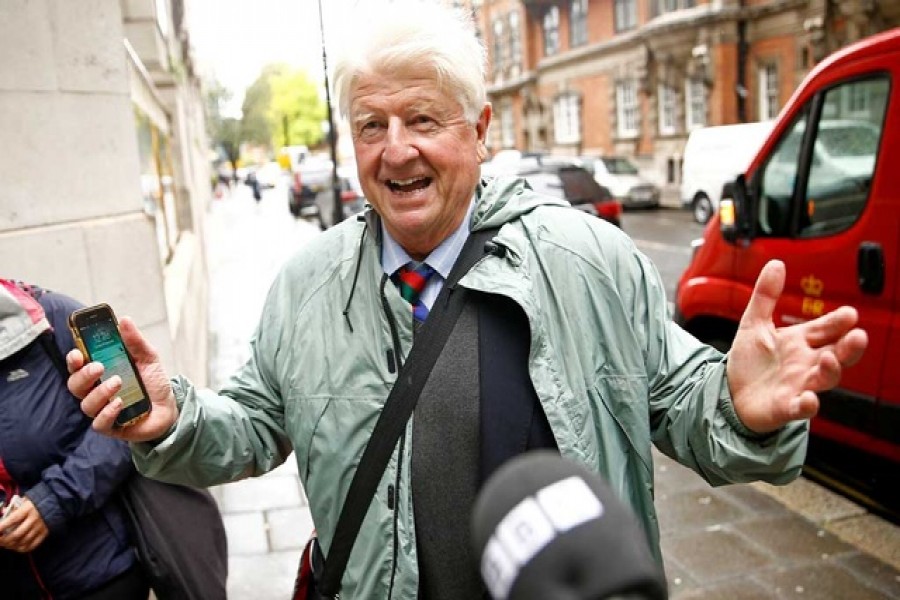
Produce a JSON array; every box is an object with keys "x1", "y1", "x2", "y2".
[{"x1": 578, "y1": 155, "x2": 660, "y2": 209}]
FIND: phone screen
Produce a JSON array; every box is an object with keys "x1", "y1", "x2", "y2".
[{"x1": 80, "y1": 317, "x2": 146, "y2": 409}]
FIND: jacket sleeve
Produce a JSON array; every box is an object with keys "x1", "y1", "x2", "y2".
[
  {"x1": 23, "y1": 291, "x2": 136, "y2": 534},
  {"x1": 624, "y1": 246, "x2": 807, "y2": 486},
  {"x1": 25, "y1": 433, "x2": 135, "y2": 534},
  {"x1": 131, "y1": 276, "x2": 293, "y2": 487}
]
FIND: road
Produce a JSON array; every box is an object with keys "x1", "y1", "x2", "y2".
[{"x1": 621, "y1": 207, "x2": 706, "y2": 301}]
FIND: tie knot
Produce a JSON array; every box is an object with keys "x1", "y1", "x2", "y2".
[{"x1": 395, "y1": 262, "x2": 435, "y2": 304}]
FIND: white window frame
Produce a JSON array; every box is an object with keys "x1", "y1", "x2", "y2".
[
  {"x1": 553, "y1": 93, "x2": 581, "y2": 145},
  {"x1": 492, "y1": 17, "x2": 505, "y2": 77},
  {"x1": 614, "y1": 0, "x2": 637, "y2": 31},
  {"x1": 685, "y1": 78, "x2": 707, "y2": 131},
  {"x1": 500, "y1": 102, "x2": 516, "y2": 148},
  {"x1": 508, "y1": 10, "x2": 522, "y2": 74},
  {"x1": 570, "y1": 0, "x2": 588, "y2": 47},
  {"x1": 616, "y1": 80, "x2": 639, "y2": 138},
  {"x1": 543, "y1": 6, "x2": 560, "y2": 56},
  {"x1": 658, "y1": 82, "x2": 677, "y2": 135},
  {"x1": 758, "y1": 63, "x2": 779, "y2": 121}
]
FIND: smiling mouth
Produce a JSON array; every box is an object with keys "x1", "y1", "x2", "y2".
[{"x1": 386, "y1": 177, "x2": 432, "y2": 193}]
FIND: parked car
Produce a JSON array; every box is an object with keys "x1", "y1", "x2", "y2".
[
  {"x1": 480, "y1": 149, "x2": 549, "y2": 178},
  {"x1": 287, "y1": 155, "x2": 333, "y2": 218},
  {"x1": 675, "y1": 29, "x2": 899, "y2": 475},
  {"x1": 315, "y1": 164, "x2": 367, "y2": 230},
  {"x1": 680, "y1": 120, "x2": 775, "y2": 224},
  {"x1": 496, "y1": 157, "x2": 622, "y2": 227},
  {"x1": 577, "y1": 155, "x2": 660, "y2": 209}
]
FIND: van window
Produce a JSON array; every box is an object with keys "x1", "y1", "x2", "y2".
[
  {"x1": 801, "y1": 76, "x2": 888, "y2": 238},
  {"x1": 755, "y1": 75, "x2": 889, "y2": 239},
  {"x1": 758, "y1": 108, "x2": 809, "y2": 236}
]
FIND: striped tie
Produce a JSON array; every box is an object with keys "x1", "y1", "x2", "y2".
[{"x1": 394, "y1": 261, "x2": 436, "y2": 323}]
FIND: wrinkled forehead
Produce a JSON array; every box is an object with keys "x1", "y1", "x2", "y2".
[{"x1": 348, "y1": 67, "x2": 463, "y2": 118}]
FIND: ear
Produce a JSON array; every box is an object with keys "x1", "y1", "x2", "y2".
[{"x1": 475, "y1": 103, "x2": 492, "y2": 163}]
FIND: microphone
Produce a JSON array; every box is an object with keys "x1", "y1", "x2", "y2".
[{"x1": 471, "y1": 451, "x2": 668, "y2": 600}]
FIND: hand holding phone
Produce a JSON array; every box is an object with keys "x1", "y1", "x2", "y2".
[
  {"x1": 68, "y1": 306, "x2": 180, "y2": 441},
  {"x1": 69, "y1": 304, "x2": 153, "y2": 428}
]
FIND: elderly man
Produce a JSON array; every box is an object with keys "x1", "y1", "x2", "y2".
[{"x1": 69, "y1": 1, "x2": 867, "y2": 598}]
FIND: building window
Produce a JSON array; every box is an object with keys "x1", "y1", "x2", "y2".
[
  {"x1": 509, "y1": 10, "x2": 522, "y2": 74},
  {"x1": 843, "y1": 82, "x2": 872, "y2": 116},
  {"x1": 759, "y1": 63, "x2": 779, "y2": 120},
  {"x1": 570, "y1": 0, "x2": 588, "y2": 47},
  {"x1": 492, "y1": 17, "x2": 505, "y2": 78},
  {"x1": 553, "y1": 93, "x2": 581, "y2": 145},
  {"x1": 649, "y1": 0, "x2": 695, "y2": 18},
  {"x1": 658, "y1": 83, "x2": 677, "y2": 135},
  {"x1": 501, "y1": 102, "x2": 516, "y2": 148},
  {"x1": 616, "y1": 80, "x2": 639, "y2": 138},
  {"x1": 685, "y1": 78, "x2": 706, "y2": 131},
  {"x1": 614, "y1": 0, "x2": 637, "y2": 32},
  {"x1": 543, "y1": 6, "x2": 560, "y2": 57}
]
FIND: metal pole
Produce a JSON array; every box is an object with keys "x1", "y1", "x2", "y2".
[{"x1": 318, "y1": 0, "x2": 342, "y2": 228}]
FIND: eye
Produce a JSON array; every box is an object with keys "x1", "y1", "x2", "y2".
[
  {"x1": 411, "y1": 115, "x2": 436, "y2": 128},
  {"x1": 356, "y1": 120, "x2": 384, "y2": 139}
]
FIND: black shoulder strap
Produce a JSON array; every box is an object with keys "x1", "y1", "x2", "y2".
[
  {"x1": 318, "y1": 226, "x2": 500, "y2": 596},
  {"x1": 39, "y1": 331, "x2": 68, "y2": 382}
]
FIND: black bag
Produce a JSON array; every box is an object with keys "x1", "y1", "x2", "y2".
[{"x1": 119, "y1": 473, "x2": 229, "y2": 600}]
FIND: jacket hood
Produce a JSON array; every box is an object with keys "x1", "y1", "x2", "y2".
[
  {"x1": 0, "y1": 279, "x2": 50, "y2": 360},
  {"x1": 472, "y1": 176, "x2": 569, "y2": 231}
]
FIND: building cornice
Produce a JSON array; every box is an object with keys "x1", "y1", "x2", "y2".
[
  {"x1": 530, "y1": 0, "x2": 805, "y2": 75},
  {"x1": 487, "y1": 71, "x2": 537, "y2": 95}
]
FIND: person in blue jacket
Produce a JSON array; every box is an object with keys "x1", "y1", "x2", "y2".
[{"x1": 0, "y1": 280, "x2": 148, "y2": 599}]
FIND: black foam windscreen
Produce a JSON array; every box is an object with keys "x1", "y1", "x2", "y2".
[{"x1": 471, "y1": 451, "x2": 667, "y2": 600}]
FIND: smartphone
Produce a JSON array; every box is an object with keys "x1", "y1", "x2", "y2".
[{"x1": 69, "y1": 304, "x2": 151, "y2": 427}]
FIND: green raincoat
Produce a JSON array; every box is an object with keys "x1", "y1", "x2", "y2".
[{"x1": 133, "y1": 176, "x2": 807, "y2": 598}]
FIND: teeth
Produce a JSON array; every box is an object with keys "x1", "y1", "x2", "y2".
[{"x1": 389, "y1": 177, "x2": 423, "y2": 186}]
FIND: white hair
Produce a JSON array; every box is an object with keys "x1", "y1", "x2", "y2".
[{"x1": 333, "y1": 0, "x2": 487, "y2": 124}]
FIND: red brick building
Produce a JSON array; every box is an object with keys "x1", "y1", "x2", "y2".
[{"x1": 473, "y1": 0, "x2": 900, "y2": 189}]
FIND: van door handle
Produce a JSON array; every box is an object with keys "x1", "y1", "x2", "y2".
[{"x1": 858, "y1": 242, "x2": 884, "y2": 295}]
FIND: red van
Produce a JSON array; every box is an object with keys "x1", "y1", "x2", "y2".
[{"x1": 675, "y1": 29, "x2": 900, "y2": 474}]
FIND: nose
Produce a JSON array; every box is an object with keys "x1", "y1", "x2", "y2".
[{"x1": 382, "y1": 117, "x2": 419, "y2": 166}]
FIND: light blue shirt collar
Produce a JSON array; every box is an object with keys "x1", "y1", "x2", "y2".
[{"x1": 381, "y1": 199, "x2": 475, "y2": 308}]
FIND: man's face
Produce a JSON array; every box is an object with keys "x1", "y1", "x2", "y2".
[{"x1": 350, "y1": 70, "x2": 491, "y2": 259}]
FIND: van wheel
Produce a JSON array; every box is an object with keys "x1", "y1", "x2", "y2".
[{"x1": 693, "y1": 194, "x2": 713, "y2": 224}]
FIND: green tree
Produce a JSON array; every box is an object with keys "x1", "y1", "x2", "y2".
[
  {"x1": 217, "y1": 117, "x2": 242, "y2": 176},
  {"x1": 268, "y1": 68, "x2": 327, "y2": 149},
  {"x1": 204, "y1": 79, "x2": 242, "y2": 177},
  {"x1": 240, "y1": 64, "x2": 286, "y2": 146}
]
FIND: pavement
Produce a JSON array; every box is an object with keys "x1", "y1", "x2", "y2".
[{"x1": 204, "y1": 182, "x2": 900, "y2": 599}]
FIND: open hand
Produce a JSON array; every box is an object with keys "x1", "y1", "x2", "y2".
[{"x1": 727, "y1": 260, "x2": 868, "y2": 434}]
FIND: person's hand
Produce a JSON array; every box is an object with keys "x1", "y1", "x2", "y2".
[
  {"x1": 67, "y1": 316, "x2": 179, "y2": 442},
  {"x1": 726, "y1": 260, "x2": 868, "y2": 434},
  {"x1": 0, "y1": 498, "x2": 49, "y2": 553}
]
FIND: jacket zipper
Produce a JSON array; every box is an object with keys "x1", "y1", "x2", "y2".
[{"x1": 380, "y1": 274, "x2": 405, "y2": 599}]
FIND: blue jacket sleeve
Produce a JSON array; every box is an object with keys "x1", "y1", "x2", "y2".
[{"x1": 22, "y1": 291, "x2": 135, "y2": 534}]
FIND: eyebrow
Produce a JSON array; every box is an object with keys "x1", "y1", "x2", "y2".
[{"x1": 350, "y1": 97, "x2": 449, "y2": 125}]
